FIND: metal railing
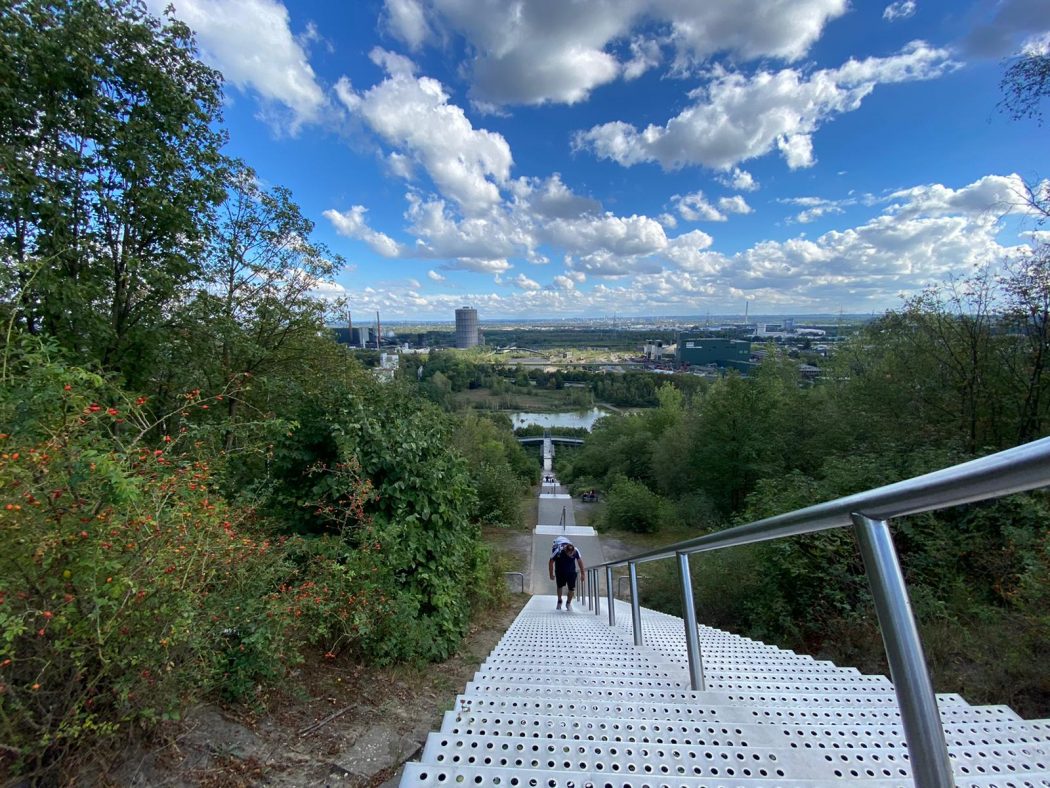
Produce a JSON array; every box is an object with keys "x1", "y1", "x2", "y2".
[
  {"x1": 616, "y1": 573, "x2": 645, "y2": 599},
  {"x1": 585, "y1": 436, "x2": 1050, "y2": 788},
  {"x1": 503, "y1": 572, "x2": 525, "y2": 593}
]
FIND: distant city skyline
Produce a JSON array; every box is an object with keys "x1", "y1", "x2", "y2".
[
  {"x1": 153, "y1": 0, "x2": 1047, "y2": 319},
  {"x1": 353, "y1": 311, "x2": 874, "y2": 329}
]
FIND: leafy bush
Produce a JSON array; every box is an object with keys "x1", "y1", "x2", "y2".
[
  {"x1": 262, "y1": 380, "x2": 490, "y2": 664},
  {"x1": 0, "y1": 349, "x2": 297, "y2": 777},
  {"x1": 598, "y1": 475, "x2": 672, "y2": 533}
]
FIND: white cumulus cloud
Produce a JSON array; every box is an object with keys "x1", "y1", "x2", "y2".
[
  {"x1": 541, "y1": 213, "x2": 669, "y2": 258},
  {"x1": 552, "y1": 275, "x2": 576, "y2": 290},
  {"x1": 520, "y1": 174, "x2": 602, "y2": 219},
  {"x1": 152, "y1": 0, "x2": 327, "y2": 135},
  {"x1": 716, "y1": 168, "x2": 759, "y2": 192},
  {"x1": 337, "y1": 170, "x2": 1036, "y2": 318},
  {"x1": 575, "y1": 41, "x2": 957, "y2": 172},
  {"x1": 884, "y1": 174, "x2": 1034, "y2": 219},
  {"x1": 323, "y1": 206, "x2": 403, "y2": 257},
  {"x1": 674, "y1": 191, "x2": 726, "y2": 222},
  {"x1": 511, "y1": 273, "x2": 542, "y2": 290},
  {"x1": 382, "y1": 0, "x2": 431, "y2": 50},
  {"x1": 335, "y1": 49, "x2": 513, "y2": 213},
  {"x1": 883, "y1": 1, "x2": 917, "y2": 22},
  {"x1": 443, "y1": 258, "x2": 512, "y2": 274},
  {"x1": 719, "y1": 195, "x2": 753, "y2": 215},
  {"x1": 382, "y1": 0, "x2": 848, "y2": 107}
]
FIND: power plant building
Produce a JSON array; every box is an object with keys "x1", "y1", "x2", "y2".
[
  {"x1": 676, "y1": 336, "x2": 751, "y2": 372},
  {"x1": 455, "y1": 306, "x2": 480, "y2": 348}
]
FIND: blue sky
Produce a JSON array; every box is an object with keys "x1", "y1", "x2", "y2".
[{"x1": 151, "y1": 0, "x2": 1049, "y2": 319}]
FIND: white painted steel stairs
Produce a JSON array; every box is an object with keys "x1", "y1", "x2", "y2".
[{"x1": 400, "y1": 596, "x2": 1049, "y2": 787}]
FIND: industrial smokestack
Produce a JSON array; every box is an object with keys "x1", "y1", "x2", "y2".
[{"x1": 376, "y1": 310, "x2": 381, "y2": 350}]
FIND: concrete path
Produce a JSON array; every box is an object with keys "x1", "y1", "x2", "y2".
[{"x1": 528, "y1": 475, "x2": 606, "y2": 596}]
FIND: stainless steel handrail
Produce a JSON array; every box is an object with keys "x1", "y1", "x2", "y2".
[
  {"x1": 588, "y1": 435, "x2": 1050, "y2": 788},
  {"x1": 593, "y1": 436, "x2": 1050, "y2": 571}
]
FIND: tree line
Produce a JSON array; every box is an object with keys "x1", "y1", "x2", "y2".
[
  {"x1": 406, "y1": 349, "x2": 709, "y2": 407},
  {"x1": 0, "y1": 1, "x2": 530, "y2": 780}
]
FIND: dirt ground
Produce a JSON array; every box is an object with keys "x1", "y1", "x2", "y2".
[{"x1": 100, "y1": 529, "x2": 534, "y2": 788}]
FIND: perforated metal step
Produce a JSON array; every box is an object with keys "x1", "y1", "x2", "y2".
[
  {"x1": 400, "y1": 595, "x2": 1048, "y2": 786},
  {"x1": 451, "y1": 694, "x2": 1021, "y2": 725},
  {"x1": 419, "y1": 731, "x2": 1048, "y2": 782},
  {"x1": 437, "y1": 710, "x2": 1050, "y2": 752},
  {"x1": 400, "y1": 762, "x2": 1050, "y2": 788}
]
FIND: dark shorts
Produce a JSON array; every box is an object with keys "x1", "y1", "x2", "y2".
[{"x1": 555, "y1": 571, "x2": 577, "y2": 591}]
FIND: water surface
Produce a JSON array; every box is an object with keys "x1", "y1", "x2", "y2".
[{"x1": 508, "y1": 408, "x2": 611, "y2": 431}]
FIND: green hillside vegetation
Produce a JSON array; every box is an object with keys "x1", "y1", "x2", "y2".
[
  {"x1": 557, "y1": 264, "x2": 1050, "y2": 717},
  {"x1": 0, "y1": 1, "x2": 533, "y2": 780}
]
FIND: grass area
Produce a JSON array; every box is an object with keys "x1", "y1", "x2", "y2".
[
  {"x1": 593, "y1": 524, "x2": 701, "y2": 600},
  {"x1": 524, "y1": 485, "x2": 540, "y2": 528},
  {"x1": 574, "y1": 501, "x2": 593, "y2": 526},
  {"x1": 599, "y1": 523, "x2": 698, "y2": 550},
  {"x1": 451, "y1": 386, "x2": 593, "y2": 412},
  {"x1": 474, "y1": 348, "x2": 638, "y2": 365}
]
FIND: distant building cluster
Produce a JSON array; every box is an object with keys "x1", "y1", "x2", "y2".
[
  {"x1": 677, "y1": 336, "x2": 752, "y2": 372},
  {"x1": 336, "y1": 306, "x2": 486, "y2": 352},
  {"x1": 638, "y1": 319, "x2": 840, "y2": 379}
]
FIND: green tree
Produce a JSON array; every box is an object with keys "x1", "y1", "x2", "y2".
[
  {"x1": 0, "y1": 0, "x2": 226, "y2": 386},
  {"x1": 997, "y1": 244, "x2": 1050, "y2": 443},
  {"x1": 1000, "y1": 49, "x2": 1050, "y2": 125},
  {"x1": 451, "y1": 411, "x2": 534, "y2": 527},
  {"x1": 257, "y1": 375, "x2": 488, "y2": 662},
  {"x1": 831, "y1": 271, "x2": 1001, "y2": 454},
  {"x1": 178, "y1": 161, "x2": 345, "y2": 449},
  {"x1": 688, "y1": 357, "x2": 803, "y2": 514}
]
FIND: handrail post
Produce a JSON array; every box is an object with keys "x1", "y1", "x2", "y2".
[
  {"x1": 851, "y1": 514, "x2": 954, "y2": 788},
  {"x1": 676, "y1": 552, "x2": 705, "y2": 691},
  {"x1": 593, "y1": 569, "x2": 600, "y2": 616},
  {"x1": 605, "y1": 566, "x2": 615, "y2": 626},
  {"x1": 629, "y1": 561, "x2": 643, "y2": 647},
  {"x1": 586, "y1": 568, "x2": 593, "y2": 610}
]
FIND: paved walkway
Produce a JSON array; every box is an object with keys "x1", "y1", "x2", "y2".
[{"x1": 528, "y1": 475, "x2": 606, "y2": 597}]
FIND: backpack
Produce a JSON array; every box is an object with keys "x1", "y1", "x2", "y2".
[{"x1": 551, "y1": 536, "x2": 573, "y2": 558}]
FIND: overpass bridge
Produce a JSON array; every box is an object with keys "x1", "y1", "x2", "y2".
[
  {"x1": 517, "y1": 430, "x2": 585, "y2": 474},
  {"x1": 515, "y1": 435, "x2": 585, "y2": 446},
  {"x1": 398, "y1": 438, "x2": 1050, "y2": 787}
]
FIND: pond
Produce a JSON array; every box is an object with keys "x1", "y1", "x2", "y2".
[{"x1": 508, "y1": 407, "x2": 612, "y2": 431}]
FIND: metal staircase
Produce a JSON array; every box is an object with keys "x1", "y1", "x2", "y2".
[
  {"x1": 401, "y1": 439, "x2": 1050, "y2": 787},
  {"x1": 401, "y1": 596, "x2": 1049, "y2": 787}
]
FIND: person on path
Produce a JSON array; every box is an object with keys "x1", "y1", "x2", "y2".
[{"x1": 549, "y1": 540, "x2": 585, "y2": 611}]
